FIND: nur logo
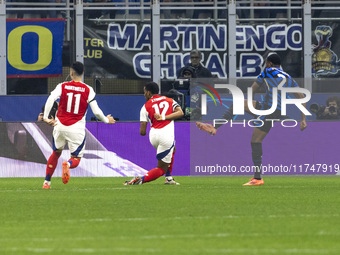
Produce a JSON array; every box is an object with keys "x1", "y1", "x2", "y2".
[
  {"x1": 200, "y1": 84, "x2": 311, "y2": 116},
  {"x1": 197, "y1": 82, "x2": 222, "y2": 115}
]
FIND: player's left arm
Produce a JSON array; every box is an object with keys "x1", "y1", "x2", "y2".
[
  {"x1": 293, "y1": 92, "x2": 307, "y2": 131},
  {"x1": 252, "y1": 70, "x2": 265, "y2": 100},
  {"x1": 154, "y1": 106, "x2": 184, "y2": 121}
]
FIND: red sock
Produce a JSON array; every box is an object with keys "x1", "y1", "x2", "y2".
[
  {"x1": 68, "y1": 158, "x2": 80, "y2": 169},
  {"x1": 143, "y1": 167, "x2": 165, "y2": 183},
  {"x1": 167, "y1": 150, "x2": 176, "y2": 175},
  {"x1": 45, "y1": 151, "x2": 61, "y2": 181}
]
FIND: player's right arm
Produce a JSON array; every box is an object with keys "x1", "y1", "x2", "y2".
[
  {"x1": 251, "y1": 82, "x2": 261, "y2": 99},
  {"x1": 140, "y1": 105, "x2": 148, "y2": 136},
  {"x1": 43, "y1": 84, "x2": 62, "y2": 126},
  {"x1": 140, "y1": 122, "x2": 147, "y2": 136}
]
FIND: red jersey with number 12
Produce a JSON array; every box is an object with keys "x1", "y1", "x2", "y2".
[
  {"x1": 140, "y1": 95, "x2": 180, "y2": 129},
  {"x1": 56, "y1": 81, "x2": 93, "y2": 126}
]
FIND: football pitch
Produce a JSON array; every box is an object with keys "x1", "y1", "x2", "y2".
[{"x1": 0, "y1": 176, "x2": 339, "y2": 255}]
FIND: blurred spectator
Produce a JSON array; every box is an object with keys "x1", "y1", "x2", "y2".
[
  {"x1": 270, "y1": 0, "x2": 286, "y2": 19},
  {"x1": 235, "y1": 0, "x2": 269, "y2": 19},
  {"x1": 7, "y1": 0, "x2": 66, "y2": 19},
  {"x1": 169, "y1": 0, "x2": 194, "y2": 19},
  {"x1": 312, "y1": 0, "x2": 324, "y2": 18},
  {"x1": 179, "y1": 66, "x2": 196, "y2": 79},
  {"x1": 37, "y1": 102, "x2": 59, "y2": 121},
  {"x1": 161, "y1": 0, "x2": 172, "y2": 19},
  {"x1": 237, "y1": 0, "x2": 249, "y2": 19},
  {"x1": 6, "y1": 0, "x2": 28, "y2": 19},
  {"x1": 45, "y1": 0, "x2": 66, "y2": 19},
  {"x1": 254, "y1": 1, "x2": 269, "y2": 19},
  {"x1": 310, "y1": 96, "x2": 340, "y2": 120},
  {"x1": 193, "y1": 0, "x2": 213, "y2": 19},
  {"x1": 114, "y1": 0, "x2": 150, "y2": 19},
  {"x1": 85, "y1": 0, "x2": 116, "y2": 19},
  {"x1": 217, "y1": 0, "x2": 242, "y2": 20},
  {"x1": 177, "y1": 50, "x2": 212, "y2": 78}
]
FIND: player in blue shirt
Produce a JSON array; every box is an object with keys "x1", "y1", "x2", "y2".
[{"x1": 196, "y1": 53, "x2": 307, "y2": 185}]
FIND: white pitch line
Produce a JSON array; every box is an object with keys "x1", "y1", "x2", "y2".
[
  {"x1": 1, "y1": 231, "x2": 339, "y2": 244},
  {"x1": 194, "y1": 248, "x2": 335, "y2": 254},
  {"x1": 0, "y1": 187, "x2": 129, "y2": 192},
  {"x1": 1, "y1": 184, "x2": 339, "y2": 192},
  {"x1": 2, "y1": 247, "x2": 336, "y2": 254},
  {"x1": 1, "y1": 214, "x2": 339, "y2": 226}
]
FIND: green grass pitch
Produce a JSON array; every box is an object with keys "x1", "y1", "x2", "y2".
[{"x1": 0, "y1": 176, "x2": 339, "y2": 255}]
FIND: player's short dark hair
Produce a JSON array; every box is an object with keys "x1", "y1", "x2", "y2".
[
  {"x1": 71, "y1": 61, "x2": 84, "y2": 76},
  {"x1": 267, "y1": 53, "x2": 281, "y2": 66},
  {"x1": 144, "y1": 82, "x2": 159, "y2": 95}
]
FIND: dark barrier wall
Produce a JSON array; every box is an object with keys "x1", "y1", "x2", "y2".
[
  {"x1": 0, "y1": 95, "x2": 145, "y2": 121},
  {"x1": 0, "y1": 94, "x2": 339, "y2": 122}
]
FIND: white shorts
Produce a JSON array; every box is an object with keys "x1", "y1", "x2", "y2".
[
  {"x1": 53, "y1": 127, "x2": 86, "y2": 158},
  {"x1": 149, "y1": 126, "x2": 175, "y2": 164}
]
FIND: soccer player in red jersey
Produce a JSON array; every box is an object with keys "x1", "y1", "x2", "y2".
[
  {"x1": 124, "y1": 82, "x2": 184, "y2": 185},
  {"x1": 42, "y1": 62, "x2": 115, "y2": 189}
]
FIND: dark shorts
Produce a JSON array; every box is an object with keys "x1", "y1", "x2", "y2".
[{"x1": 252, "y1": 102, "x2": 283, "y2": 133}]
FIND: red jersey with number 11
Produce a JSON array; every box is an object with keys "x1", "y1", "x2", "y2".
[
  {"x1": 53, "y1": 81, "x2": 95, "y2": 126},
  {"x1": 140, "y1": 95, "x2": 180, "y2": 129}
]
